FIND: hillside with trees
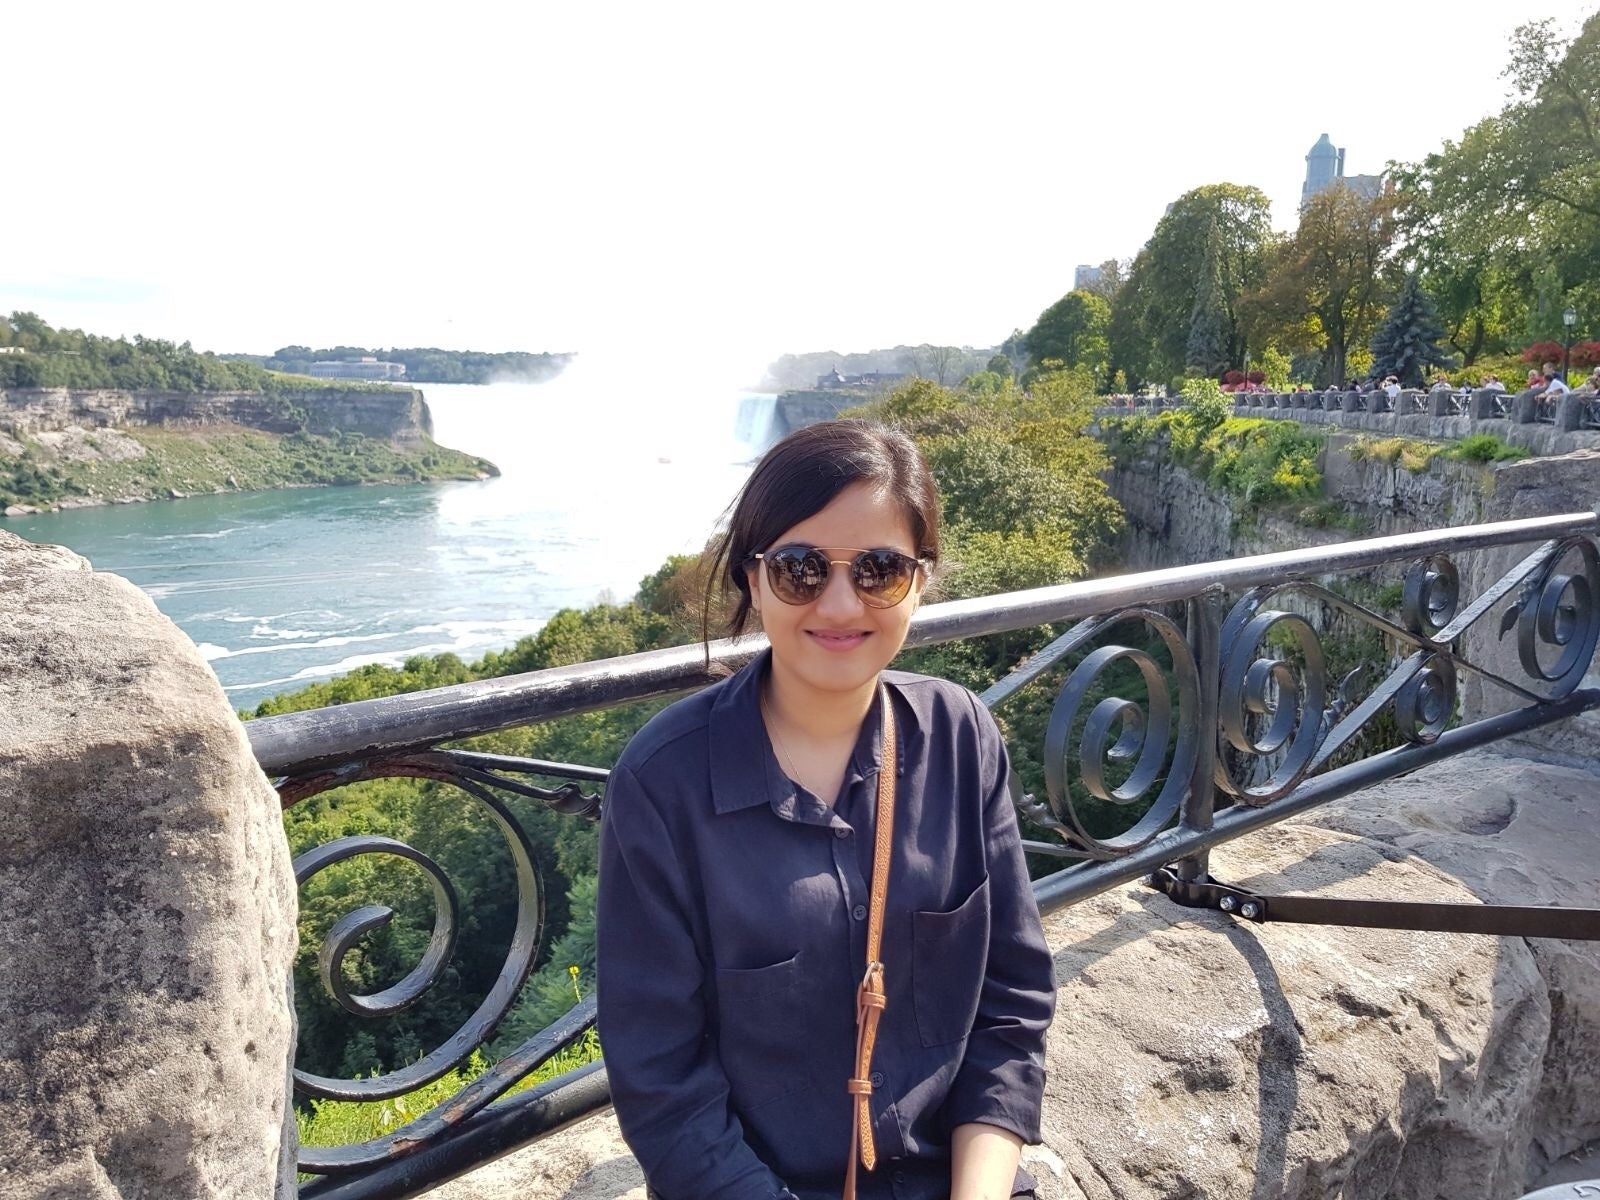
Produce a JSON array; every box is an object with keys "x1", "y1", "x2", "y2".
[
  {"x1": 229, "y1": 345, "x2": 574, "y2": 385},
  {"x1": 0, "y1": 312, "x2": 356, "y2": 392},
  {"x1": 761, "y1": 343, "x2": 1003, "y2": 390}
]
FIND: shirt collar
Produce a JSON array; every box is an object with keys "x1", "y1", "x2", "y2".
[{"x1": 709, "y1": 648, "x2": 894, "y2": 816}]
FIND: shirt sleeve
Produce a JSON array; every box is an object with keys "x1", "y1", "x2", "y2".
[
  {"x1": 595, "y1": 760, "x2": 792, "y2": 1200},
  {"x1": 944, "y1": 692, "x2": 1057, "y2": 1144}
]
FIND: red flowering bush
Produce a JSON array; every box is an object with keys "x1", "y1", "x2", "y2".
[
  {"x1": 1522, "y1": 341, "x2": 1566, "y2": 364},
  {"x1": 1247, "y1": 370, "x2": 1265, "y2": 385},
  {"x1": 1570, "y1": 341, "x2": 1600, "y2": 370},
  {"x1": 1221, "y1": 370, "x2": 1246, "y2": 386}
]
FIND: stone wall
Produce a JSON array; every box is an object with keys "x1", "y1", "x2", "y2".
[
  {"x1": 1228, "y1": 388, "x2": 1600, "y2": 458},
  {"x1": 0, "y1": 529, "x2": 299, "y2": 1197},
  {"x1": 0, "y1": 385, "x2": 435, "y2": 446},
  {"x1": 1107, "y1": 432, "x2": 1497, "y2": 570}
]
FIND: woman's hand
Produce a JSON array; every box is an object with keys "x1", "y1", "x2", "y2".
[{"x1": 950, "y1": 1121, "x2": 1023, "y2": 1200}]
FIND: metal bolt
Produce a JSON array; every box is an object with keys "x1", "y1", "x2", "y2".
[
  {"x1": 1240, "y1": 901, "x2": 1261, "y2": 920},
  {"x1": 1218, "y1": 895, "x2": 1237, "y2": 913}
]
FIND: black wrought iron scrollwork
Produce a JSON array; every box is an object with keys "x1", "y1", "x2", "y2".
[
  {"x1": 1403, "y1": 554, "x2": 1460, "y2": 640},
  {"x1": 1394, "y1": 651, "x2": 1457, "y2": 744},
  {"x1": 1041, "y1": 608, "x2": 1199, "y2": 856},
  {"x1": 1514, "y1": 536, "x2": 1600, "y2": 695},
  {"x1": 296, "y1": 836, "x2": 461, "y2": 1018},
  {"x1": 279, "y1": 749, "x2": 605, "y2": 1174},
  {"x1": 1216, "y1": 591, "x2": 1327, "y2": 805}
]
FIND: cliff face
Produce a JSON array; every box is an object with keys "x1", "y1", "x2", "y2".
[
  {"x1": 1106, "y1": 431, "x2": 1493, "y2": 570},
  {"x1": 0, "y1": 386, "x2": 489, "y2": 515},
  {"x1": 771, "y1": 390, "x2": 863, "y2": 439},
  {"x1": 0, "y1": 386, "x2": 435, "y2": 447}
]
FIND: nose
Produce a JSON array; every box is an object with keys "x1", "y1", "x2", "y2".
[{"x1": 813, "y1": 558, "x2": 865, "y2": 620}]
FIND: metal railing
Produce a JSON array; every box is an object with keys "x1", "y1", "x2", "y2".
[{"x1": 255, "y1": 512, "x2": 1600, "y2": 1199}]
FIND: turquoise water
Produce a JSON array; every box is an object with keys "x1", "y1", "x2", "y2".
[{"x1": 6, "y1": 375, "x2": 776, "y2": 711}]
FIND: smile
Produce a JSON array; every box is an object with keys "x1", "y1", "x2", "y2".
[{"x1": 806, "y1": 630, "x2": 870, "y2": 652}]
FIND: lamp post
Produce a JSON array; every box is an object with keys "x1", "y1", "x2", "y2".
[{"x1": 1564, "y1": 306, "x2": 1578, "y2": 383}]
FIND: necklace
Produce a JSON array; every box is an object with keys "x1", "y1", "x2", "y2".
[{"x1": 760, "y1": 692, "x2": 805, "y2": 787}]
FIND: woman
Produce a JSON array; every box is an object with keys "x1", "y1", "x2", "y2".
[{"x1": 596, "y1": 420, "x2": 1056, "y2": 1200}]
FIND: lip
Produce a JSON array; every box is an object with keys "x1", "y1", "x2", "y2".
[{"x1": 806, "y1": 630, "x2": 870, "y2": 652}]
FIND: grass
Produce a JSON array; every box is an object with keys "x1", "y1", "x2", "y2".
[
  {"x1": 1347, "y1": 431, "x2": 1532, "y2": 471},
  {"x1": 0, "y1": 424, "x2": 495, "y2": 509},
  {"x1": 298, "y1": 1029, "x2": 601, "y2": 1151},
  {"x1": 1347, "y1": 435, "x2": 1443, "y2": 473},
  {"x1": 1105, "y1": 411, "x2": 1327, "y2": 513}
]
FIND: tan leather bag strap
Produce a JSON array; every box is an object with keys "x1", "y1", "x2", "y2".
[{"x1": 844, "y1": 685, "x2": 896, "y2": 1200}]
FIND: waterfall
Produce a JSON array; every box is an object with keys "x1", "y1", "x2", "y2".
[{"x1": 733, "y1": 393, "x2": 779, "y2": 454}]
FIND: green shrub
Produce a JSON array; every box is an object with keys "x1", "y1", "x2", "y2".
[{"x1": 1447, "y1": 433, "x2": 1530, "y2": 463}]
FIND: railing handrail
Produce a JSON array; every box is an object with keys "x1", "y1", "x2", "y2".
[{"x1": 247, "y1": 511, "x2": 1599, "y2": 777}]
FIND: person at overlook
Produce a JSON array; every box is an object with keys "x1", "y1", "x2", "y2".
[
  {"x1": 1575, "y1": 367, "x2": 1600, "y2": 396},
  {"x1": 1483, "y1": 374, "x2": 1507, "y2": 392},
  {"x1": 1539, "y1": 360, "x2": 1571, "y2": 397},
  {"x1": 595, "y1": 420, "x2": 1056, "y2": 1200}
]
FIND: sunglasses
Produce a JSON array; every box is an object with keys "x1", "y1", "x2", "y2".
[{"x1": 748, "y1": 545, "x2": 927, "y2": 609}]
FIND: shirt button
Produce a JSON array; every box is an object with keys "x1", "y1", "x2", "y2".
[
  {"x1": 852, "y1": 904, "x2": 867, "y2": 921},
  {"x1": 892, "y1": 1169, "x2": 906, "y2": 1185},
  {"x1": 834, "y1": 826, "x2": 851, "y2": 839},
  {"x1": 870, "y1": 1071, "x2": 884, "y2": 1088}
]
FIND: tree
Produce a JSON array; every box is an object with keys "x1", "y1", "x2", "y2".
[
  {"x1": 1107, "y1": 184, "x2": 1275, "y2": 388},
  {"x1": 1391, "y1": 14, "x2": 1600, "y2": 352},
  {"x1": 1369, "y1": 275, "x2": 1455, "y2": 385},
  {"x1": 1184, "y1": 228, "x2": 1230, "y2": 377},
  {"x1": 1242, "y1": 184, "x2": 1397, "y2": 386},
  {"x1": 1023, "y1": 290, "x2": 1110, "y2": 377}
]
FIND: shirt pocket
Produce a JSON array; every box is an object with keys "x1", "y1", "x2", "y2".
[
  {"x1": 911, "y1": 876, "x2": 991, "y2": 1048},
  {"x1": 714, "y1": 951, "x2": 813, "y2": 1109}
]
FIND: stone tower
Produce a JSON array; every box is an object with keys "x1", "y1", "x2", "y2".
[{"x1": 1303, "y1": 133, "x2": 1343, "y2": 204}]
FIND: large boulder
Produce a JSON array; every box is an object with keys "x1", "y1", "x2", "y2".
[
  {"x1": 0, "y1": 530, "x2": 299, "y2": 1197},
  {"x1": 416, "y1": 752, "x2": 1599, "y2": 1200}
]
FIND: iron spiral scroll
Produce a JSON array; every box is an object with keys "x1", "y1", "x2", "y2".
[
  {"x1": 1024, "y1": 535, "x2": 1600, "y2": 857},
  {"x1": 278, "y1": 750, "x2": 603, "y2": 1174}
]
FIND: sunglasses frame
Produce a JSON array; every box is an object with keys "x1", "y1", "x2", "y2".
[{"x1": 748, "y1": 544, "x2": 929, "y2": 609}]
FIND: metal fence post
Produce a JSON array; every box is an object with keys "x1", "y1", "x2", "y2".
[{"x1": 1176, "y1": 586, "x2": 1223, "y2": 881}]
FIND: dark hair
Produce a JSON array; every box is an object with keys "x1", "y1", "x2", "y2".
[{"x1": 703, "y1": 419, "x2": 941, "y2": 645}]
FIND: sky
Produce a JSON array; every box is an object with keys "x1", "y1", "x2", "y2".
[{"x1": 4, "y1": 0, "x2": 1594, "y2": 387}]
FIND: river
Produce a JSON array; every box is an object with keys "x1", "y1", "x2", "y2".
[{"x1": 3, "y1": 370, "x2": 780, "y2": 711}]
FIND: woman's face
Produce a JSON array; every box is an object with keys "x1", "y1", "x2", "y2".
[{"x1": 748, "y1": 481, "x2": 926, "y2": 702}]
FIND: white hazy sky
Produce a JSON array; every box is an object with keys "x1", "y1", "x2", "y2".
[{"x1": 4, "y1": 1, "x2": 1593, "y2": 385}]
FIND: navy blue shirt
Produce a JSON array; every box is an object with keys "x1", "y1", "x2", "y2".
[{"x1": 595, "y1": 653, "x2": 1055, "y2": 1200}]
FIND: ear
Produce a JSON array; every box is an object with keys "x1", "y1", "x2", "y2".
[{"x1": 744, "y1": 562, "x2": 762, "y2": 613}]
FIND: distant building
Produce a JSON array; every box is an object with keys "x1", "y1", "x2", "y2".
[
  {"x1": 1302, "y1": 133, "x2": 1383, "y2": 207},
  {"x1": 308, "y1": 356, "x2": 407, "y2": 381},
  {"x1": 0, "y1": 346, "x2": 27, "y2": 355},
  {"x1": 1074, "y1": 264, "x2": 1103, "y2": 290},
  {"x1": 815, "y1": 366, "x2": 907, "y2": 391}
]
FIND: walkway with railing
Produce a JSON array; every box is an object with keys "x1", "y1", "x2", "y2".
[
  {"x1": 252, "y1": 512, "x2": 1600, "y2": 1199},
  {"x1": 1098, "y1": 386, "x2": 1600, "y2": 441}
]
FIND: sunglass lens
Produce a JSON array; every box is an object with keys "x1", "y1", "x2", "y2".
[
  {"x1": 768, "y1": 548, "x2": 828, "y2": 604},
  {"x1": 853, "y1": 551, "x2": 915, "y2": 608}
]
